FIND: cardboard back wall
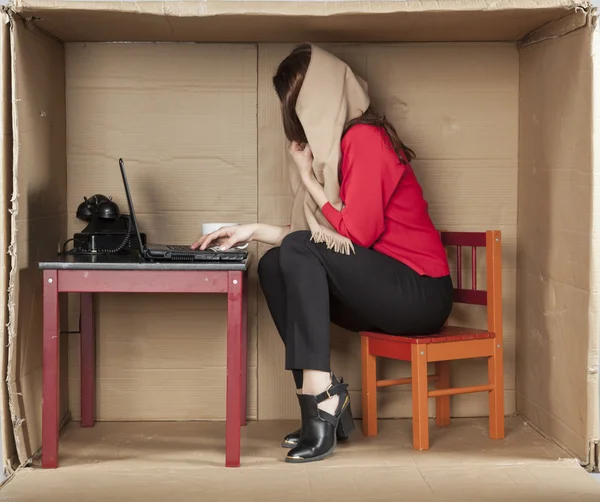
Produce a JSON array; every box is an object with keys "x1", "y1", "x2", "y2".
[
  {"x1": 60, "y1": 42, "x2": 519, "y2": 425},
  {"x1": 257, "y1": 42, "x2": 519, "y2": 419},
  {"x1": 64, "y1": 43, "x2": 259, "y2": 422}
]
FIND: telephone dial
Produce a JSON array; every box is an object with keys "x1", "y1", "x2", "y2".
[{"x1": 64, "y1": 194, "x2": 146, "y2": 255}]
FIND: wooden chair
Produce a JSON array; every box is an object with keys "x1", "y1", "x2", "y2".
[{"x1": 360, "y1": 230, "x2": 504, "y2": 450}]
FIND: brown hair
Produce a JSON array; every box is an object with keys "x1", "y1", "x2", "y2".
[{"x1": 272, "y1": 43, "x2": 415, "y2": 162}]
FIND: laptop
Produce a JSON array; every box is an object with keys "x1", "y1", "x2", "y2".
[{"x1": 119, "y1": 158, "x2": 248, "y2": 262}]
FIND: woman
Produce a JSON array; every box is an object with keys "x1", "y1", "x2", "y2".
[{"x1": 192, "y1": 44, "x2": 453, "y2": 463}]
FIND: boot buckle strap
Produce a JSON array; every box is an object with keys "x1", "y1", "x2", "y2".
[{"x1": 315, "y1": 382, "x2": 348, "y2": 404}]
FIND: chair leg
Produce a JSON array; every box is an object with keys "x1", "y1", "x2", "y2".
[
  {"x1": 411, "y1": 344, "x2": 429, "y2": 450},
  {"x1": 361, "y1": 336, "x2": 378, "y2": 437},
  {"x1": 435, "y1": 361, "x2": 450, "y2": 427},
  {"x1": 488, "y1": 343, "x2": 505, "y2": 440}
]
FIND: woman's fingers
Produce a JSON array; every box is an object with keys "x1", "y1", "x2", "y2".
[
  {"x1": 191, "y1": 229, "x2": 228, "y2": 250},
  {"x1": 190, "y1": 236, "x2": 207, "y2": 250},
  {"x1": 200, "y1": 230, "x2": 228, "y2": 250},
  {"x1": 289, "y1": 142, "x2": 312, "y2": 165},
  {"x1": 289, "y1": 141, "x2": 303, "y2": 154}
]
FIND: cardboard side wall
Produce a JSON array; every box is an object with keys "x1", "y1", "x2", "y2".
[
  {"x1": 258, "y1": 43, "x2": 519, "y2": 419},
  {"x1": 65, "y1": 43, "x2": 259, "y2": 421},
  {"x1": 517, "y1": 27, "x2": 594, "y2": 460},
  {"x1": 0, "y1": 13, "x2": 16, "y2": 472},
  {"x1": 590, "y1": 22, "x2": 600, "y2": 462},
  {"x1": 7, "y1": 19, "x2": 68, "y2": 463}
]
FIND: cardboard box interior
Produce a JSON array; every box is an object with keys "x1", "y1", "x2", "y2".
[{"x1": 1, "y1": 0, "x2": 598, "y2": 472}]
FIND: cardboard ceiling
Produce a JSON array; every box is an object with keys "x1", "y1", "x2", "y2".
[{"x1": 10, "y1": 0, "x2": 590, "y2": 43}]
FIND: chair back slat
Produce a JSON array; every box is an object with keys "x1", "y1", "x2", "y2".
[
  {"x1": 442, "y1": 232, "x2": 487, "y2": 306},
  {"x1": 472, "y1": 247, "x2": 477, "y2": 290},
  {"x1": 454, "y1": 289, "x2": 487, "y2": 305},
  {"x1": 441, "y1": 232, "x2": 487, "y2": 247},
  {"x1": 456, "y1": 246, "x2": 462, "y2": 289},
  {"x1": 440, "y1": 230, "x2": 502, "y2": 337}
]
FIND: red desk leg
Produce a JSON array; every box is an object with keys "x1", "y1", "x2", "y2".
[
  {"x1": 226, "y1": 271, "x2": 243, "y2": 467},
  {"x1": 240, "y1": 273, "x2": 248, "y2": 427},
  {"x1": 80, "y1": 293, "x2": 96, "y2": 428},
  {"x1": 42, "y1": 270, "x2": 60, "y2": 469}
]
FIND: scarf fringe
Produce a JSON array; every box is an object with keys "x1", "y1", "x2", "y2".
[{"x1": 310, "y1": 230, "x2": 355, "y2": 255}]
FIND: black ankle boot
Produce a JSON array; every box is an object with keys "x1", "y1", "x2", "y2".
[
  {"x1": 281, "y1": 428, "x2": 303, "y2": 448},
  {"x1": 284, "y1": 379, "x2": 355, "y2": 463},
  {"x1": 281, "y1": 418, "x2": 353, "y2": 448},
  {"x1": 281, "y1": 376, "x2": 352, "y2": 449}
]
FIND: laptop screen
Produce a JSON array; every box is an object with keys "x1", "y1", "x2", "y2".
[{"x1": 118, "y1": 159, "x2": 146, "y2": 254}]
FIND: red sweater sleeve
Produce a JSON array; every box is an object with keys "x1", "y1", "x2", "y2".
[{"x1": 321, "y1": 125, "x2": 405, "y2": 248}]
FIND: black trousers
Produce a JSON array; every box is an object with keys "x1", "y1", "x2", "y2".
[{"x1": 257, "y1": 231, "x2": 453, "y2": 389}]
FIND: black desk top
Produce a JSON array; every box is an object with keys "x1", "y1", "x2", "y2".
[{"x1": 39, "y1": 252, "x2": 250, "y2": 271}]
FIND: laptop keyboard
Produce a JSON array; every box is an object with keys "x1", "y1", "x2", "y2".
[
  {"x1": 167, "y1": 245, "x2": 196, "y2": 251},
  {"x1": 165, "y1": 244, "x2": 246, "y2": 258}
]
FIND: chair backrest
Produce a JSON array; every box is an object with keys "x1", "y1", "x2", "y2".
[{"x1": 440, "y1": 231, "x2": 502, "y2": 337}]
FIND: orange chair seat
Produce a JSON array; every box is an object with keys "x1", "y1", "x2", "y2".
[{"x1": 362, "y1": 326, "x2": 495, "y2": 345}]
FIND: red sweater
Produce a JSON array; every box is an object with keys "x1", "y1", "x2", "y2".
[{"x1": 321, "y1": 124, "x2": 450, "y2": 278}]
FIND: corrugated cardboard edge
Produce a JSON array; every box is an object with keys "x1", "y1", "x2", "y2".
[
  {"x1": 520, "y1": 5, "x2": 592, "y2": 47},
  {"x1": 588, "y1": 14, "x2": 600, "y2": 474},
  {"x1": 5, "y1": 11, "x2": 23, "y2": 465},
  {"x1": 5, "y1": 11, "x2": 68, "y2": 466},
  {"x1": 7, "y1": 8, "x2": 67, "y2": 464},
  {"x1": 10, "y1": 0, "x2": 591, "y2": 17},
  {"x1": 0, "y1": 10, "x2": 16, "y2": 479}
]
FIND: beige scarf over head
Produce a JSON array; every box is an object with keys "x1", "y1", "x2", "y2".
[{"x1": 289, "y1": 44, "x2": 370, "y2": 254}]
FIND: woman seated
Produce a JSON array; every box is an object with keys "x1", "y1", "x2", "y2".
[{"x1": 192, "y1": 44, "x2": 452, "y2": 464}]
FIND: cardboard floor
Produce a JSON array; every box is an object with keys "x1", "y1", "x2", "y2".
[{"x1": 1, "y1": 417, "x2": 599, "y2": 501}]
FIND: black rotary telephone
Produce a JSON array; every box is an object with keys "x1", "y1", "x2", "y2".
[{"x1": 63, "y1": 194, "x2": 146, "y2": 255}]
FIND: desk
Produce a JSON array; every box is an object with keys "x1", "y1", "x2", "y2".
[{"x1": 39, "y1": 253, "x2": 249, "y2": 468}]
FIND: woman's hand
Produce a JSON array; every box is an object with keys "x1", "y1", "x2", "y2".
[
  {"x1": 191, "y1": 223, "x2": 291, "y2": 250},
  {"x1": 191, "y1": 224, "x2": 256, "y2": 251},
  {"x1": 289, "y1": 141, "x2": 329, "y2": 209},
  {"x1": 289, "y1": 141, "x2": 314, "y2": 182}
]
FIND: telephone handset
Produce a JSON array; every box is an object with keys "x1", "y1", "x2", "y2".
[
  {"x1": 62, "y1": 194, "x2": 146, "y2": 255},
  {"x1": 76, "y1": 194, "x2": 120, "y2": 222}
]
